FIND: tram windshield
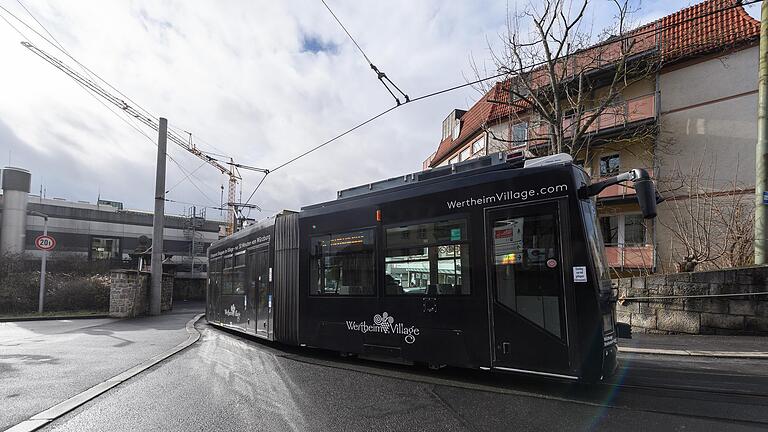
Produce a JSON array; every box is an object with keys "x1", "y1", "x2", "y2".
[{"x1": 580, "y1": 198, "x2": 610, "y2": 281}]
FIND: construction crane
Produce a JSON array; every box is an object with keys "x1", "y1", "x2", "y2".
[{"x1": 21, "y1": 41, "x2": 268, "y2": 235}]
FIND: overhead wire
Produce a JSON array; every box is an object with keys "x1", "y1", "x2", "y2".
[
  {"x1": 0, "y1": 4, "x2": 159, "y2": 123},
  {"x1": 166, "y1": 160, "x2": 208, "y2": 194},
  {"x1": 10, "y1": 2, "x2": 160, "y2": 149},
  {"x1": 0, "y1": 3, "x2": 227, "y2": 211},
  {"x1": 320, "y1": 0, "x2": 409, "y2": 105},
  {"x1": 2, "y1": 0, "x2": 759, "y2": 216},
  {"x1": 242, "y1": 0, "x2": 761, "y2": 207},
  {"x1": 167, "y1": 124, "x2": 233, "y2": 160}
]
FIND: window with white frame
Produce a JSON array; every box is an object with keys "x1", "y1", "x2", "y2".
[
  {"x1": 512, "y1": 122, "x2": 528, "y2": 145},
  {"x1": 599, "y1": 154, "x2": 620, "y2": 177},
  {"x1": 599, "y1": 213, "x2": 647, "y2": 247},
  {"x1": 459, "y1": 147, "x2": 471, "y2": 161},
  {"x1": 449, "y1": 155, "x2": 459, "y2": 165},
  {"x1": 472, "y1": 138, "x2": 484, "y2": 155},
  {"x1": 623, "y1": 214, "x2": 647, "y2": 246},
  {"x1": 442, "y1": 116, "x2": 452, "y2": 140}
]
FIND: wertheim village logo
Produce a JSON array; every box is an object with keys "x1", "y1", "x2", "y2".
[
  {"x1": 346, "y1": 312, "x2": 420, "y2": 344},
  {"x1": 224, "y1": 304, "x2": 241, "y2": 320}
]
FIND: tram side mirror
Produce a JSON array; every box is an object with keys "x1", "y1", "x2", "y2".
[
  {"x1": 580, "y1": 168, "x2": 659, "y2": 220},
  {"x1": 633, "y1": 177, "x2": 657, "y2": 219}
]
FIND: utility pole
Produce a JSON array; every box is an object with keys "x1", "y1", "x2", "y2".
[
  {"x1": 757, "y1": 1, "x2": 768, "y2": 264},
  {"x1": 191, "y1": 206, "x2": 196, "y2": 275},
  {"x1": 151, "y1": 118, "x2": 168, "y2": 315}
]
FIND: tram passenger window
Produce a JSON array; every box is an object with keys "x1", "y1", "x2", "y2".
[
  {"x1": 310, "y1": 230, "x2": 375, "y2": 296},
  {"x1": 385, "y1": 219, "x2": 470, "y2": 296},
  {"x1": 209, "y1": 258, "x2": 222, "y2": 297},
  {"x1": 232, "y1": 251, "x2": 246, "y2": 295},
  {"x1": 222, "y1": 255, "x2": 234, "y2": 294},
  {"x1": 491, "y1": 212, "x2": 562, "y2": 338}
]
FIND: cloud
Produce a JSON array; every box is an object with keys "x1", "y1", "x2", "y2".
[{"x1": 0, "y1": 0, "x2": 690, "y2": 220}]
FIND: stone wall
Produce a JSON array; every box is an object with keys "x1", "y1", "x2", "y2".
[
  {"x1": 109, "y1": 270, "x2": 173, "y2": 318},
  {"x1": 616, "y1": 266, "x2": 768, "y2": 335}
]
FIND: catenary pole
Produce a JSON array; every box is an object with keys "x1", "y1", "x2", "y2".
[
  {"x1": 151, "y1": 118, "x2": 168, "y2": 315},
  {"x1": 757, "y1": 1, "x2": 768, "y2": 264}
]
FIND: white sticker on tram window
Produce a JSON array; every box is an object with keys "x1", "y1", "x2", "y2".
[{"x1": 573, "y1": 266, "x2": 588, "y2": 283}]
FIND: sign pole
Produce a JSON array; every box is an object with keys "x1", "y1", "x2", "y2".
[{"x1": 38, "y1": 217, "x2": 48, "y2": 314}]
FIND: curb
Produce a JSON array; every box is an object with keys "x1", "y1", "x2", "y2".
[
  {"x1": 618, "y1": 346, "x2": 768, "y2": 359},
  {"x1": 0, "y1": 314, "x2": 110, "y2": 323},
  {"x1": 4, "y1": 313, "x2": 205, "y2": 432}
]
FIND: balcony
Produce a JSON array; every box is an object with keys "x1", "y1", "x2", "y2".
[
  {"x1": 567, "y1": 93, "x2": 657, "y2": 136},
  {"x1": 605, "y1": 244, "x2": 654, "y2": 269},
  {"x1": 529, "y1": 93, "x2": 656, "y2": 142}
]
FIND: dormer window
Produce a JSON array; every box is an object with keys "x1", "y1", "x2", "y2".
[
  {"x1": 441, "y1": 109, "x2": 466, "y2": 141},
  {"x1": 442, "y1": 116, "x2": 452, "y2": 140}
]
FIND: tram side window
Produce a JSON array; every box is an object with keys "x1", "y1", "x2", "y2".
[
  {"x1": 209, "y1": 257, "x2": 222, "y2": 296},
  {"x1": 491, "y1": 212, "x2": 562, "y2": 338},
  {"x1": 310, "y1": 229, "x2": 375, "y2": 296},
  {"x1": 385, "y1": 219, "x2": 470, "y2": 296},
  {"x1": 232, "y1": 251, "x2": 246, "y2": 295},
  {"x1": 222, "y1": 255, "x2": 234, "y2": 295}
]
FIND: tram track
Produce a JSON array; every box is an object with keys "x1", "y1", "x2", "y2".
[
  {"x1": 206, "y1": 323, "x2": 768, "y2": 428},
  {"x1": 598, "y1": 380, "x2": 768, "y2": 400}
]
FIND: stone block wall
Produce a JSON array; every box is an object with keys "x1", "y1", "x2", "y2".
[
  {"x1": 109, "y1": 270, "x2": 174, "y2": 318},
  {"x1": 616, "y1": 266, "x2": 768, "y2": 335}
]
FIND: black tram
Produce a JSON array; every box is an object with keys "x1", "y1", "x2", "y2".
[{"x1": 206, "y1": 152, "x2": 657, "y2": 382}]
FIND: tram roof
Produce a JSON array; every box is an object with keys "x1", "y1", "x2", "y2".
[{"x1": 302, "y1": 152, "x2": 574, "y2": 212}]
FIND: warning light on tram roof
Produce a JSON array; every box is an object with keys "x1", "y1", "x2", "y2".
[{"x1": 376, "y1": 209, "x2": 381, "y2": 222}]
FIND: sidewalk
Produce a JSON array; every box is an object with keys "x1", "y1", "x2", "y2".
[
  {"x1": 618, "y1": 333, "x2": 768, "y2": 359},
  {"x1": 0, "y1": 301, "x2": 204, "y2": 431}
]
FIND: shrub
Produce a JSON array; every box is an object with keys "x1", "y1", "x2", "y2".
[{"x1": 0, "y1": 254, "x2": 112, "y2": 315}]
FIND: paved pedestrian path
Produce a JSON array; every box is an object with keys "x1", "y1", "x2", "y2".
[
  {"x1": 0, "y1": 301, "x2": 204, "y2": 431},
  {"x1": 619, "y1": 333, "x2": 768, "y2": 358}
]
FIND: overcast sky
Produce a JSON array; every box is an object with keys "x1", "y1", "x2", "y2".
[{"x1": 0, "y1": 0, "x2": 760, "y2": 221}]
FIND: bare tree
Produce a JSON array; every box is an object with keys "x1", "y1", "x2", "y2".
[
  {"x1": 658, "y1": 156, "x2": 755, "y2": 272},
  {"x1": 471, "y1": 0, "x2": 661, "y2": 165}
]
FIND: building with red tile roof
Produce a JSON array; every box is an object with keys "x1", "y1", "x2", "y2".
[{"x1": 423, "y1": 0, "x2": 760, "y2": 274}]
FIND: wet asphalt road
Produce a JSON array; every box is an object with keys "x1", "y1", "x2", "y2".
[
  {"x1": 0, "y1": 302, "x2": 203, "y2": 431},
  {"x1": 32, "y1": 321, "x2": 768, "y2": 432}
]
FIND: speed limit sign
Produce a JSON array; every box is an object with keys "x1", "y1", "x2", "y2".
[{"x1": 35, "y1": 235, "x2": 56, "y2": 251}]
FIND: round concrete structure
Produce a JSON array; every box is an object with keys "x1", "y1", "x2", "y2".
[{"x1": 1, "y1": 167, "x2": 31, "y2": 254}]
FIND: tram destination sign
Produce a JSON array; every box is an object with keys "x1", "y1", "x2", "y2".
[{"x1": 35, "y1": 235, "x2": 56, "y2": 251}]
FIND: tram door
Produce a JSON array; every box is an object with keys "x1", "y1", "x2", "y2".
[
  {"x1": 486, "y1": 200, "x2": 571, "y2": 375},
  {"x1": 248, "y1": 247, "x2": 271, "y2": 338}
]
